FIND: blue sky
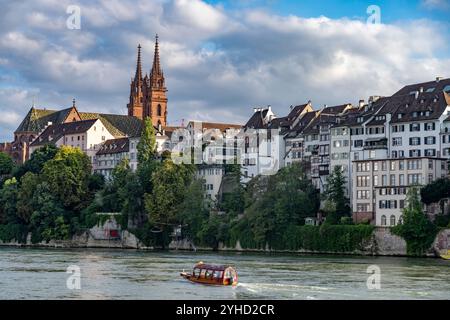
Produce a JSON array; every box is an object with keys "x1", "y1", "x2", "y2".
[
  {"x1": 206, "y1": 0, "x2": 450, "y2": 22},
  {"x1": 0, "y1": 0, "x2": 449, "y2": 141}
]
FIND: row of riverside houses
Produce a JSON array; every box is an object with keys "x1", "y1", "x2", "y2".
[
  {"x1": 241, "y1": 76, "x2": 450, "y2": 227},
  {"x1": 2, "y1": 36, "x2": 449, "y2": 226}
]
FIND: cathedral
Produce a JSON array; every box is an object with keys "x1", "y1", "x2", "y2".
[
  {"x1": 127, "y1": 35, "x2": 168, "y2": 127},
  {"x1": 7, "y1": 35, "x2": 169, "y2": 164}
]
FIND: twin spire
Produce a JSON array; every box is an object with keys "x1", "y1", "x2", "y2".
[{"x1": 134, "y1": 34, "x2": 164, "y2": 88}]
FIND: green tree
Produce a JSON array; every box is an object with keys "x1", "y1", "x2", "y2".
[
  {"x1": 145, "y1": 160, "x2": 195, "y2": 230},
  {"x1": 0, "y1": 152, "x2": 14, "y2": 176},
  {"x1": 137, "y1": 117, "x2": 157, "y2": 165},
  {"x1": 16, "y1": 172, "x2": 40, "y2": 224},
  {"x1": 392, "y1": 187, "x2": 437, "y2": 256},
  {"x1": 13, "y1": 144, "x2": 58, "y2": 179},
  {"x1": 179, "y1": 179, "x2": 210, "y2": 243},
  {"x1": 0, "y1": 178, "x2": 19, "y2": 225},
  {"x1": 324, "y1": 166, "x2": 351, "y2": 224},
  {"x1": 41, "y1": 146, "x2": 91, "y2": 210}
]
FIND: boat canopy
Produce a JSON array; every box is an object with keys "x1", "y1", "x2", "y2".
[{"x1": 194, "y1": 263, "x2": 233, "y2": 272}]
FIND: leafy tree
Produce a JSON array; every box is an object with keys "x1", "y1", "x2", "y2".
[
  {"x1": 179, "y1": 179, "x2": 210, "y2": 243},
  {"x1": 13, "y1": 145, "x2": 58, "y2": 179},
  {"x1": 420, "y1": 178, "x2": 450, "y2": 217},
  {"x1": 0, "y1": 152, "x2": 14, "y2": 176},
  {"x1": 41, "y1": 146, "x2": 91, "y2": 210},
  {"x1": 0, "y1": 178, "x2": 19, "y2": 225},
  {"x1": 219, "y1": 164, "x2": 245, "y2": 216},
  {"x1": 145, "y1": 160, "x2": 195, "y2": 230},
  {"x1": 16, "y1": 172, "x2": 40, "y2": 224},
  {"x1": 137, "y1": 117, "x2": 157, "y2": 165},
  {"x1": 324, "y1": 166, "x2": 351, "y2": 224},
  {"x1": 392, "y1": 187, "x2": 437, "y2": 256}
]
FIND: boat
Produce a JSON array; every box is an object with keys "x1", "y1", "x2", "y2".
[
  {"x1": 440, "y1": 249, "x2": 450, "y2": 260},
  {"x1": 180, "y1": 262, "x2": 238, "y2": 286}
]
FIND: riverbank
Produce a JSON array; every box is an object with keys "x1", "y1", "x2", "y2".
[{"x1": 1, "y1": 227, "x2": 449, "y2": 258}]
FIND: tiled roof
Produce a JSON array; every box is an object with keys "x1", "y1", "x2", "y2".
[
  {"x1": 79, "y1": 113, "x2": 143, "y2": 137},
  {"x1": 286, "y1": 103, "x2": 309, "y2": 123},
  {"x1": 244, "y1": 109, "x2": 269, "y2": 129},
  {"x1": 30, "y1": 119, "x2": 98, "y2": 147},
  {"x1": 96, "y1": 137, "x2": 129, "y2": 155},
  {"x1": 15, "y1": 107, "x2": 74, "y2": 133}
]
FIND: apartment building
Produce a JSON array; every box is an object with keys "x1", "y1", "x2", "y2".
[{"x1": 352, "y1": 157, "x2": 448, "y2": 226}]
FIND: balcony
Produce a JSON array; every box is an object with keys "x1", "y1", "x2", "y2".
[{"x1": 363, "y1": 138, "x2": 387, "y2": 150}]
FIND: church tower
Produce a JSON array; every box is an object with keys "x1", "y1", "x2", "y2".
[
  {"x1": 127, "y1": 44, "x2": 144, "y2": 119},
  {"x1": 144, "y1": 34, "x2": 168, "y2": 127}
]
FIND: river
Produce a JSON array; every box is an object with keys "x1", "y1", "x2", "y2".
[{"x1": 0, "y1": 247, "x2": 449, "y2": 300}]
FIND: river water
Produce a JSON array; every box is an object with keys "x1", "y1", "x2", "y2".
[{"x1": 0, "y1": 248, "x2": 449, "y2": 300}]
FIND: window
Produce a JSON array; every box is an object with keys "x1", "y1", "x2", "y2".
[
  {"x1": 373, "y1": 162, "x2": 379, "y2": 171},
  {"x1": 382, "y1": 175, "x2": 387, "y2": 186},
  {"x1": 390, "y1": 174, "x2": 396, "y2": 186},
  {"x1": 425, "y1": 136, "x2": 436, "y2": 145},
  {"x1": 424, "y1": 122, "x2": 435, "y2": 131},
  {"x1": 381, "y1": 215, "x2": 387, "y2": 226},
  {"x1": 409, "y1": 137, "x2": 421, "y2": 146},
  {"x1": 407, "y1": 159, "x2": 422, "y2": 170},
  {"x1": 390, "y1": 215, "x2": 396, "y2": 226},
  {"x1": 409, "y1": 149, "x2": 421, "y2": 157},
  {"x1": 392, "y1": 137, "x2": 402, "y2": 146},
  {"x1": 408, "y1": 174, "x2": 421, "y2": 185},
  {"x1": 157, "y1": 104, "x2": 162, "y2": 117},
  {"x1": 381, "y1": 161, "x2": 387, "y2": 171},
  {"x1": 410, "y1": 123, "x2": 420, "y2": 132},
  {"x1": 373, "y1": 175, "x2": 379, "y2": 186},
  {"x1": 369, "y1": 150, "x2": 376, "y2": 159},
  {"x1": 425, "y1": 149, "x2": 436, "y2": 157},
  {"x1": 399, "y1": 160, "x2": 404, "y2": 170},
  {"x1": 390, "y1": 161, "x2": 396, "y2": 171},
  {"x1": 399, "y1": 174, "x2": 405, "y2": 185},
  {"x1": 354, "y1": 140, "x2": 363, "y2": 148}
]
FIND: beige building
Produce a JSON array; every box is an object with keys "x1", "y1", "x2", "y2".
[{"x1": 352, "y1": 157, "x2": 448, "y2": 226}]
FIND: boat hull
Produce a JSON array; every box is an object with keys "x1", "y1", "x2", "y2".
[{"x1": 180, "y1": 272, "x2": 235, "y2": 286}]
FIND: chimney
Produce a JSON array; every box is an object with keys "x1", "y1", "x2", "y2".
[
  {"x1": 290, "y1": 105, "x2": 294, "y2": 110},
  {"x1": 359, "y1": 99, "x2": 365, "y2": 108},
  {"x1": 436, "y1": 76, "x2": 443, "y2": 83}
]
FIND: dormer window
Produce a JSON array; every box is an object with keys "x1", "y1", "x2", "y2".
[
  {"x1": 412, "y1": 112, "x2": 418, "y2": 118},
  {"x1": 420, "y1": 99, "x2": 425, "y2": 104},
  {"x1": 398, "y1": 113, "x2": 403, "y2": 119}
]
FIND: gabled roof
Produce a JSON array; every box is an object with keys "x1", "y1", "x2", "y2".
[
  {"x1": 96, "y1": 137, "x2": 129, "y2": 155},
  {"x1": 244, "y1": 109, "x2": 270, "y2": 129},
  {"x1": 30, "y1": 119, "x2": 98, "y2": 147},
  {"x1": 15, "y1": 107, "x2": 75, "y2": 133},
  {"x1": 79, "y1": 113, "x2": 143, "y2": 137}
]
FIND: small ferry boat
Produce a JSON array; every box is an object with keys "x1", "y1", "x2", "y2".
[
  {"x1": 180, "y1": 262, "x2": 238, "y2": 286},
  {"x1": 440, "y1": 249, "x2": 450, "y2": 260}
]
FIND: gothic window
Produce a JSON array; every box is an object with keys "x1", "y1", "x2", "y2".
[
  {"x1": 157, "y1": 104, "x2": 162, "y2": 117},
  {"x1": 390, "y1": 215, "x2": 396, "y2": 226}
]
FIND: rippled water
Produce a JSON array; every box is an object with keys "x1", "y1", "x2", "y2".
[{"x1": 0, "y1": 248, "x2": 449, "y2": 300}]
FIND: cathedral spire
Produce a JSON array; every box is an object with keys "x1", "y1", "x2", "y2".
[
  {"x1": 135, "y1": 44, "x2": 143, "y2": 83},
  {"x1": 151, "y1": 34, "x2": 162, "y2": 77}
]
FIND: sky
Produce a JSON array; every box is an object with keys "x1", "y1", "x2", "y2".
[{"x1": 0, "y1": 0, "x2": 449, "y2": 141}]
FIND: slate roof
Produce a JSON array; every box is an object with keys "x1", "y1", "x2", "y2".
[
  {"x1": 30, "y1": 119, "x2": 98, "y2": 147},
  {"x1": 96, "y1": 137, "x2": 130, "y2": 155}
]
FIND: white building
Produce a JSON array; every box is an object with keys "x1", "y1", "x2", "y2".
[
  {"x1": 29, "y1": 119, "x2": 115, "y2": 167},
  {"x1": 95, "y1": 137, "x2": 130, "y2": 179},
  {"x1": 352, "y1": 157, "x2": 448, "y2": 226}
]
